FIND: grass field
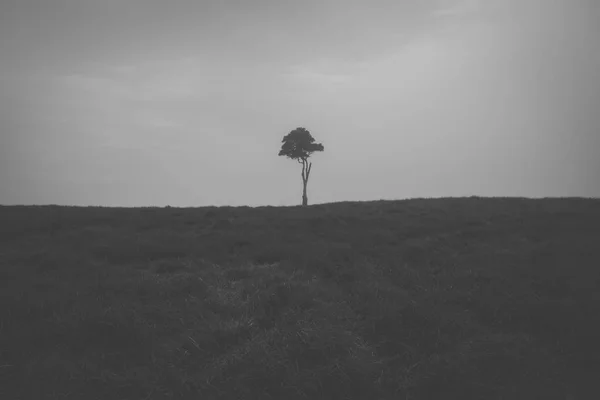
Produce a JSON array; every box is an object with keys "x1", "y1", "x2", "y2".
[{"x1": 1, "y1": 197, "x2": 599, "y2": 399}]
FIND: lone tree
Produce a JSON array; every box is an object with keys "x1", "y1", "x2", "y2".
[{"x1": 278, "y1": 127, "x2": 324, "y2": 206}]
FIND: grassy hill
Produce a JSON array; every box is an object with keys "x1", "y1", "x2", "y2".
[{"x1": 1, "y1": 197, "x2": 599, "y2": 399}]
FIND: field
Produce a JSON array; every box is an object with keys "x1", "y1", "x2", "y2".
[{"x1": 1, "y1": 197, "x2": 599, "y2": 399}]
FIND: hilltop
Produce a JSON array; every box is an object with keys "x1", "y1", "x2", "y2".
[{"x1": 1, "y1": 197, "x2": 599, "y2": 399}]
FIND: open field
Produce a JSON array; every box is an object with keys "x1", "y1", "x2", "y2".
[{"x1": 1, "y1": 197, "x2": 599, "y2": 399}]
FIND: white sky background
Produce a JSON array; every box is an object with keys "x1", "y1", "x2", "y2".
[{"x1": 1, "y1": 0, "x2": 599, "y2": 207}]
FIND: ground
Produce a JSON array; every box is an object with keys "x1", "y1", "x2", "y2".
[{"x1": 1, "y1": 197, "x2": 599, "y2": 399}]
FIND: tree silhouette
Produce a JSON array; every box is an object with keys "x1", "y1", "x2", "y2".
[{"x1": 278, "y1": 127, "x2": 324, "y2": 206}]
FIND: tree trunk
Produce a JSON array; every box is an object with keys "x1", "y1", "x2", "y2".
[
  {"x1": 302, "y1": 179, "x2": 308, "y2": 206},
  {"x1": 300, "y1": 159, "x2": 311, "y2": 206}
]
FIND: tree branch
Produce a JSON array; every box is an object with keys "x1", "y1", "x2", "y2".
[{"x1": 301, "y1": 159, "x2": 306, "y2": 181}]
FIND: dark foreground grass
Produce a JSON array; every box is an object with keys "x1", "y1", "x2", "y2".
[{"x1": 1, "y1": 197, "x2": 599, "y2": 399}]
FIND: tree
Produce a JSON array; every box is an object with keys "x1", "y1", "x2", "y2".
[{"x1": 278, "y1": 127, "x2": 324, "y2": 206}]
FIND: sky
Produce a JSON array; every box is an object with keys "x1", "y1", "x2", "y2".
[{"x1": 1, "y1": 0, "x2": 599, "y2": 207}]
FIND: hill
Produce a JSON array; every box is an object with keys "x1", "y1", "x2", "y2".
[{"x1": 1, "y1": 197, "x2": 599, "y2": 399}]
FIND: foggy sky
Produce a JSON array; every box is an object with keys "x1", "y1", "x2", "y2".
[{"x1": 1, "y1": 0, "x2": 599, "y2": 207}]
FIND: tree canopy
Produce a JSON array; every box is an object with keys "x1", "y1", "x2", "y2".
[{"x1": 278, "y1": 127, "x2": 324, "y2": 160}]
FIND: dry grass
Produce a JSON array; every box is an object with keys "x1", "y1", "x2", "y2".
[{"x1": 1, "y1": 197, "x2": 599, "y2": 399}]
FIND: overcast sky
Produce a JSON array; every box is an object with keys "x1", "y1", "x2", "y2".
[{"x1": 1, "y1": 0, "x2": 599, "y2": 207}]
